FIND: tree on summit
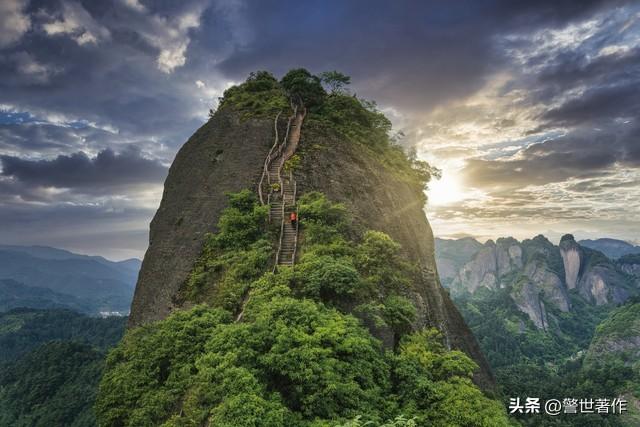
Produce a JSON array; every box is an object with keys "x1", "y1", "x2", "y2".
[
  {"x1": 280, "y1": 68, "x2": 326, "y2": 108},
  {"x1": 320, "y1": 70, "x2": 351, "y2": 95}
]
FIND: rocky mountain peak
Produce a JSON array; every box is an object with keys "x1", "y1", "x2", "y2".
[
  {"x1": 560, "y1": 233, "x2": 576, "y2": 243},
  {"x1": 440, "y1": 233, "x2": 639, "y2": 330},
  {"x1": 559, "y1": 235, "x2": 581, "y2": 290}
]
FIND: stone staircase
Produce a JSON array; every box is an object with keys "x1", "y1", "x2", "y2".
[
  {"x1": 260, "y1": 108, "x2": 305, "y2": 268},
  {"x1": 276, "y1": 176, "x2": 297, "y2": 266},
  {"x1": 271, "y1": 120, "x2": 301, "y2": 267},
  {"x1": 236, "y1": 109, "x2": 302, "y2": 322}
]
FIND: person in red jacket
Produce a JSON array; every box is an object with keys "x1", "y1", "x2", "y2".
[{"x1": 290, "y1": 211, "x2": 297, "y2": 227}]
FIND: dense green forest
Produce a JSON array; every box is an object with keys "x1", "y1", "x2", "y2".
[
  {"x1": 456, "y1": 289, "x2": 640, "y2": 426},
  {"x1": 0, "y1": 308, "x2": 126, "y2": 362},
  {"x1": 0, "y1": 309, "x2": 126, "y2": 426},
  {"x1": 97, "y1": 190, "x2": 510, "y2": 426}
]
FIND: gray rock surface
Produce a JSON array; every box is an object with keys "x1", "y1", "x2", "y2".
[
  {"x1": 511, "y1": 279, "x2": 548, "y2": 330},
  {"x1": 559, "y1": 234, "x2": 583, "y2": 291},
  {"x1": 443, "y1": 233, "x2": 637, "y2": 329},
  {"x1": 128, "y1": 110, "x2": 274, "y2": 327}
]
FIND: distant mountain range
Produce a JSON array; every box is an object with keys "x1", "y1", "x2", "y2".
[
  {"x1": 436, "y1": 235, "x2": 640, "y2": 425},
  {"x1": 0, "y1": 245, "x2": 141, "y2": 315},
  {"x1": 578, "y1": 238, "x2": 640, "y2": 259},
  {"x1": 435, "y1": 235, "x2": 640, "y2": 330}
]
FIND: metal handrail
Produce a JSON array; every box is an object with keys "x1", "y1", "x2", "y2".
[
  {"x1": 292, "y1": 180, "x2": 299, "y2": 264},
  {"x1": 272, "y1": 107, "x2": 299, "y2": 269},
  {"x1": 258, "y1": 111, "x2": 282, "y2": 205},
  {"x1": 276, "y1": 105, "x2": 297, "y2": 199},
  {"x1": 273, "y1": 192, "x2": 286, "y2": 271}
]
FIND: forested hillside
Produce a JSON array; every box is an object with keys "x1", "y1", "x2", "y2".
[
  {"x1": 0, "y1": 309, "x2": 126, "y2": 426},
  {"x1": 436, "y1": 236, "x2": 640, "y2": 426}
]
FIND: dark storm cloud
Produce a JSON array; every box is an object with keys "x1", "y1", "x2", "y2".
[
  {"x1": 530, "y1": 47, "x2": 640, "y2": 130},
  {"x1": 458, "y1": 3, "x2": 640, "y2": 194},
  {"x1": 0, "y1": 0, "x2": 638, "y2": 256},
  {"x1": 214, "y1": 0, "x2": 616, "y2": 111},
  {"x1": 1, "y1": 147, "x2": 167, "y2": 191},
  {"x1": 0, "y1": 120, "x2": 122, "y2": 154},
  {"x1": 0, "y1": 0, "x2": 214, "y2": 152},
  {"x1": 463, "y1": 122, "x2": 640, "y2": 190},
  {"x1": 540, "y1": 81, "x2": 640, "y2": 128}
]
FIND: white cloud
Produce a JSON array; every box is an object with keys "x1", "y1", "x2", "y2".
[
  {"x1": 43, "y1": 1, "x2": 110, "y2": 46},
  {"x1": 149, "y1": 8, "x2": 204, "y2": 74},
  {"x1": 0, "y1": 0, "x2": 31, "y2": 48},
  {"x1": 157, "y1": 40, "x2": 189, "y2": 73},
  {"x1": 121, "y1": 0, "x2": 146, "y2": 12}
]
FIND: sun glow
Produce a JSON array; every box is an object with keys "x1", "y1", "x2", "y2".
[
  {"x1": 427, "y1": 169, "x2": 467, "y2": 206},
  {"x1": 422, "y1": 155, "x2": 489, "y2": 208}
]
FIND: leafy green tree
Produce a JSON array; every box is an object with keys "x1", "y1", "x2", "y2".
[
  {"x1": 320, "y1": 71, "x2": 351, "y2": 94},
  {"x1": 280, "y1": 68, "x2": 326, "y2": 108},
  {"x1": 244, "y1": 71, "x2": 280, "y2": 92},
  {"x1": 411, "y1": 159, "x2": 441, "y2": 190},
  {"x1": 355, "y1": 231, "x2": 413, "y2": 293},
  {"x1": 95, "y1": 307, "x2": 232, "y2": 426},
  {"x1": 217, "y1": 71, "x2": 289, "y2": 117},
  {"x1": 97, "y1": 190, "x2": 512, "y2": 426},
  {"x1": 393, "y1": 330, "x2": 511, "y2": 427},
  {"x1": 293, "y1": 255, "x2": 360, "y2": 303}
]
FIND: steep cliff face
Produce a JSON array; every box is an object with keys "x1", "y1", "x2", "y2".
[
  {"x1": 294, "y1": 122, "x2": 493, "y2": 387},
  {"x1": 522, "y1": 257, "x2": 569, "y2": 312},
  {"x1": 561, "y1": 234, "x2": 632, "y2": 306},
  {"x1": 434, "y1": 237, "x2": 483, "y2": 284},
  {"x1": 450, "y1": 238, "x2": 522, "y2": 294},
  {"x1": 511, "y1": 278, "x2": 549, "y2": 330},
  {"x1": 128, "y1": 108, "x2": 494, "y2": 388},
  {"x1": 560, "y1": 234, "x2": 581, "y2": 289},
  {"x1": 128, "y1": 110, "x2": 274, "y2": 327}
]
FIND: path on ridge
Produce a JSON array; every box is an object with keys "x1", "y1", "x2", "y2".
[
  {"x1": 270, "y1": 108, "x2": 305, "y2": 267},
  {"x1": 236, "y1": 107, "x2": 305, "y2": 321}
]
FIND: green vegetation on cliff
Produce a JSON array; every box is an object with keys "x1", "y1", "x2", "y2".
[
  {"x1": 97, "y1": 190, "x2": 510, "y2": 426},
  {"x1": 456, "y1": 286, "x2": 639, "y2": 426},
  {"x1": 216, "y1": 69, "x2": 439, "y2": 195},
  {"x1": 97, "y1": 70, "x2": 505, "y2": 426},
  {"x1": 183, "y1": 189, "x2": 272, "y2": 311},
  {"x1": 587, "y1": 300, "x2": 640, "y2": 364}
]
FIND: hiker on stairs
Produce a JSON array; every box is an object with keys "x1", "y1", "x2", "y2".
[{"x1": 290, "y1": 211, "x2": 297, "y2": 228}]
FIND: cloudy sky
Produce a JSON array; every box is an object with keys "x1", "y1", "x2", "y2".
[{"x1": 1, "y1": 0, "x2": 638, "y2": 260}]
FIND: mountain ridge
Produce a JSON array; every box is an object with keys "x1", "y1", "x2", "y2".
[
  {"x1": 128, "y1": 70, "x2": 494, "y2": 390},
  {"x1": 436, "y1": 233, "x2": 639, "y2": 331},
  {"x1": 0, "y1": 246, "x2": 140, "y2": 315}
]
